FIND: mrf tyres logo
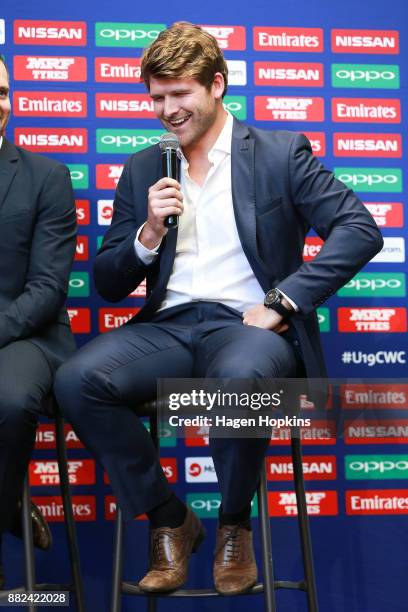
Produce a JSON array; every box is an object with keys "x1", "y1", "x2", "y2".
[
  {"x1": 95, "y1": 23, "x2": 165, "y2": 47},
  {"x1": 268, "y1": 491, "x2": 338, "y2": 516},
  {"x1": 331, "y1": 64, "x2": 399, "y2": 89},
  {"x1": 14, "y1": 20, "x2": 87, "y2": 46},
  {"x1": 338, "y1": 307, "x2": 407, "y2": 332},
  {"x1": 334, "y1": 167, "x2": 402, "y2": 193},
  {"x1": 96, "y1": 129, "x2": 164, "y2": 153},
  {"x1": 200, "y1": 25, "x2": 246, "y2": 50},
  {"x1": 255, "y1": 97, "x2": 324, "y2": 122},
  {"x1": 331, "y1": 29, "x2": 399, "y2": 54},
  {"x1": 338, "y1": 273, "x2": 406, "y2": 297},
  {"x1": 364, "y1": 202, "x2": 403, "y2": 227},
  {"x1": 14, "y1": 56, "x2": 87, "y2": 81},
  {"x1": 345, "y1": 455, "x2": 408, "y2": 480}
]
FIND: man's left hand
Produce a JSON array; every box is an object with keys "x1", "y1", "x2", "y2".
[{"x1": 242, "y1": 303, "x2": 291, "y2": 334}]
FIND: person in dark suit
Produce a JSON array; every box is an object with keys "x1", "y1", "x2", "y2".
[
  {"x1": 55, "y1": 23, "x2": 383, "y2": 595},
  {"x1": 0, "y1": 57, "x2": 77, "y2": 588}
]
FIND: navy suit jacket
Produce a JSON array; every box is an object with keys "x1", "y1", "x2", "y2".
[
  {"x1": 0, "y1": 138, "x2": 77, "y2": 371},
  {"x1": 94, "y1": 119, "x2": 383, "y2": 378}
]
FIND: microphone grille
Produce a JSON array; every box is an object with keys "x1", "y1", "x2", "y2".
[{"x1": 159, "y1": 132, "x2": 180, "y2": 151}]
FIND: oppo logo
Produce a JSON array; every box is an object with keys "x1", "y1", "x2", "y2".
[
  {"x1": 190, "y1": 498, "x2": 220, "y2": 512},
  {"x1": 335, "y1": 69, "x2": 397, "y2": 82},
  {"x1": 100, "y1": 134, "x2": 161, "y2": 147},
  {"x1": 338, "y1": 173, "x2": 398, "y2": 186},
  {"x1": 99, "y1": 28, "x2": 161, "y2": 41},
  {"x1": 223, "y1": 101, "x2": 242, "y2": 112},
  {"x1": 69, "y1": 278, "x2": 85, "y2": 289},
  {"x1": 70, "y1": 170, "x2": 84, "y2": 181},
  {"x1": 349, "y1": 460, "x2": 408, "y2": 473},
  {"x1": 346, "y1": 277, "x2": 402, "y2": 290}
]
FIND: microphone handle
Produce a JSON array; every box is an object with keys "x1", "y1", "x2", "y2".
[{"x1": 162, "y1": 150, "x2": 180, "y2": 229}]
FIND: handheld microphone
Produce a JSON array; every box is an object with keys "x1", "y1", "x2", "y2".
[{"x1": 159, "y1": 133, "x2": 180, "y2": 229}]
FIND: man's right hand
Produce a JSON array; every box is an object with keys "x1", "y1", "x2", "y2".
[{"x1": 139, "y1": 177, "x2": 184, "y2": 250}]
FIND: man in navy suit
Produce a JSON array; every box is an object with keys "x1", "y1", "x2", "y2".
[
  {"x1": 0, "y1": 57, "x2": 77, "y2": 588},
  {"x1": 55, "y1": 23, "x2": 383, "y2": 595}
]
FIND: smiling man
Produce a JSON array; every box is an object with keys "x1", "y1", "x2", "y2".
[
  {"x1": 55, "y1": 23, "x2": 383, "y2": 595},
  {"x1": 0, "y1": 57, "x2": 77, "y2": 588}
]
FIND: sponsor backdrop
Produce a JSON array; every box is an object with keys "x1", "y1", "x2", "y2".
[{"x1": 1, "y1": 0, "x2": 408, "y2": 610}]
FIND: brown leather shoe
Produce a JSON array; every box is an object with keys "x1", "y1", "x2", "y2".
[
  {"x1": 138, "y1": 508, "x2": 205, "y2": 593},
  {"x1": 9, "y1": 501, "x2": 52, "y2": 551},
  {"x1": 213, "y1": 523, "x2": 257, "y2": 595}
]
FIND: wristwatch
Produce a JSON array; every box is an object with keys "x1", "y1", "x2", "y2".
[{"x1": 264, "y1": 288, "x2": 293, "y2": 319}]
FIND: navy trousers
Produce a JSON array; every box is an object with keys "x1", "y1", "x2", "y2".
[
  {"x1": 55, "y1": 302, "x2": 301, "y2": 520},
  {"x1": 0, "y1": 341, "x2": 53, "y2": 533}
]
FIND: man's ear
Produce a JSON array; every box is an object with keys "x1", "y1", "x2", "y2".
[{"x1": 212, "y1": 72, "x2": 225, "y2": 100}]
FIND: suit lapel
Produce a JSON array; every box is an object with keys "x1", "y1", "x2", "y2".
[
  {"x1": 0, "y1": 139, "x2": 19, "y2": 214},
  {"x1": 231, "y1": 120, "x2": 270, "y2": 290}
]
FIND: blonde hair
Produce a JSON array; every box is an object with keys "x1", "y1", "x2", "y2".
[{"x1": 141, "y1": 22, "x2": 228, "y2": 97}]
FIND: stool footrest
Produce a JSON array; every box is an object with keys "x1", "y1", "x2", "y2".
[
  {"x1": 122, "y1": 581, "x2": 266, "y2": 597},
  {"x1": 275, "y1": 580, "x2": 307, "y2": 591}
]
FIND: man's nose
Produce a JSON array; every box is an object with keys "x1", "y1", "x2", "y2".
[{"x1": 163, "y1": 97, "x2": 179, "y2": 117}]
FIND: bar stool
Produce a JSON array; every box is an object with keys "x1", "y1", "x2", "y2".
[
  {"x1": 111, "y1": 402, "x2": 319, "y2": 612},
  {"x1": 0, "y1": 396, "x2": 86, "y2": 612}
]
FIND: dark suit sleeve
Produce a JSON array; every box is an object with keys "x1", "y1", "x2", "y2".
[
  {"x1": 0, "y1": 163, "x2": 76, "y2": 348},
  {"x1": 94, "y1": 158, "x2": 151, "y2": 302},
  {"x1": 277, "y1": 134, "x2": 384, "y2": 315}
]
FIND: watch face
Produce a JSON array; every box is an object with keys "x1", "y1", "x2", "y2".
[{"x1": 265, "y1": 288, "x2": 280, "y2": 306}]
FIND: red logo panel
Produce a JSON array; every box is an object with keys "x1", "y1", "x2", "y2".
[
  {"x1": 333, "y1": 133, "x2": 402, "y2": 158},
  {"x1": 96, "y1": 93, "x2": 154, "y2": 118},
  {"x1": 95, "y1": 57, "x2": 142, "y2": 83},
  {"x1": 14, "y1": 56, "x2": 87, "y2": 81},
  {"x1": 266, "y1": 456, "x2": 337, "y2": 481},
  {"x1": 341, "y1": 384, "x2": 408, "y2": 409},
  {"x1": 253, "y1": 27, "x2": 323, "y2": 52},
  {"x1": 255, "y1": 62, "x2": 323, "y2": 86},
  {"x1": 302, "y1": 132, "x2": 326, "y2": 156},
  {"x1": 13, "y1": 91, "x2": 87, "y2": 117},
  {"x1": 338, "y1": 308, "x2": 407, "y2": 333},
  {"x1": 32, "y1": 496, "x2": 96, "y2": 522},
  {"x1": 75, "y1": 236, "x2": 89, "y2": 261},
  {"x1": 75, "y1": 200, "x2": 90, "y2": 225},
  {"x1": 15, "y1": 128, "x2": 87, "y2": 153},
  {"x1": 345, "y1": 419, "x2": 408, "y2": 444},
  {"x1": 268, "y1": 491, "x2": 338, "y2": 516},
  {"x1": 270, "y1": 420, "x2": 336, "y2": 446},
  {"x1": 363, "y1": 202, "x2": 403, "y2": 227},
  {"x1": 255, "y1": 97, "x2": 324, "y2": 122},
  {"x1": 68, "y1": 308, "x2": 91, "y2": 334},
  {"x1": 96, "y1": 164, "x2": 124, "y2": 189},
  {"x1": 346, "y1": 490, "x2": 408, "y2": 515},
  {"x1": 303, "y1": 237, "x2": 324, "y2": 261},
  {"x1": 14, "y1": 20, "x2": 87, "y2": 46},
  {"x1": 29, "y1": 459, "x2": 95, "y2": 486},
  {"x1": 35, "y1": 424, "x2": 84, "y2": 449},
  {"x1": 332, "y1": 29, "x2": 399, "y2": 54},
  {"x1": 200, "y1": 25, "x2": 246, "y2": 50},
  {"x1": 99, "y1": 308, "x2": 140, "y2": 332},
  {"x1": 332, "y1": 98, "x2": 401, "y2": 123}
]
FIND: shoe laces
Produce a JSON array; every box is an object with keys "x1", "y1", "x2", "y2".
[
  {"x1": 216, "y1": 525, "x2": 243, "y2": 562},
  {"x1": 151, "y1": 528, "x2": 179, "y2": 564}
]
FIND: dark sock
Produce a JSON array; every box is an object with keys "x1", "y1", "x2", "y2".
[
  {"x1": 219, "y1": 504, "x2": 252, "y2": 530},
  {"x1": 146, "y1": 494, "x2": 187, "y2": 529}
]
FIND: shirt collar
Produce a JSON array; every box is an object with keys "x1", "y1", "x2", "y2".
[
  {"x1": 179, "y1": 110, "x2": 233, "y2": 165},
  {"x1": 0, "y1": 136, "x2": 3, "y2": 150}
]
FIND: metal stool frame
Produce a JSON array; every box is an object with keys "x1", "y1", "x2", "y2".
[
  {"x1": 111, "y1": 408, "x2": 318, "y2": 612},
  {"x1": 0, "y1": 400, "x2": 86, "y2": 612}
]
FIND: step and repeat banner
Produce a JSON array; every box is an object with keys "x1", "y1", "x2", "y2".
[{"x1": 1, "y1": 1, "x2": 407, "y2": 610}]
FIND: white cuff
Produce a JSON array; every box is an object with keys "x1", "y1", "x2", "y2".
[
  {"x1": 134, "y1": 223, "x2": 161, "y2": 265},
  {"x1": 278, "y1": 290, "x2": 299, "y2": 312}
]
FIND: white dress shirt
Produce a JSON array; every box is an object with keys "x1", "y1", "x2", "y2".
[{"x1": 135, "y1": 112, "x2": 297, "y2": 313}]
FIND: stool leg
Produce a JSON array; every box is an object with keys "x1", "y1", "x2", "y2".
[
  {"x1": 257, "y1": 464, "x2": 276, "y2": 612},
  {"x1": 111, "y1": 508, "x2": 124, "y2": 612},
  {"x1": 55, "y1": 412, "x2": 86, "y2": 612},
  {"x1": 146, "y1": 416, "x2": 158, "y2": 612},
  {"x1": 291, "y1": 431, "x2": 319, "y2": 612},
  {"x1": 22, "y1": 475, "x2": 36, "y2": 612}
]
